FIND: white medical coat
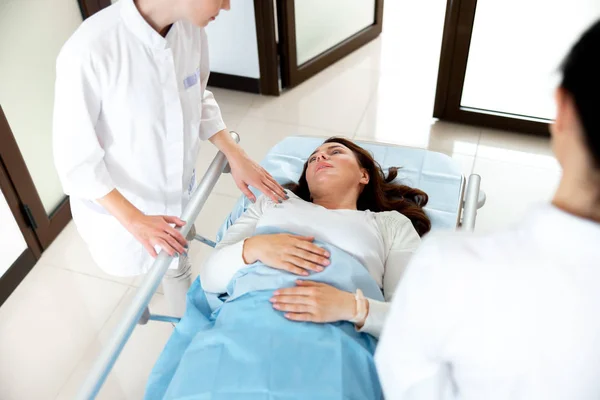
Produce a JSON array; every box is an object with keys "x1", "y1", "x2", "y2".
[
  {"x1": 53, "y1": 0, "x2": 225, "y2": 276},
  {"x1": 376, "y1": 204, "x2": 600, "y2": 400}
]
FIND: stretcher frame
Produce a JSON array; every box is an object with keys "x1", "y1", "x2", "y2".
[{"x1": 76, "y1": 132, "x2": 486, "y2": 399}]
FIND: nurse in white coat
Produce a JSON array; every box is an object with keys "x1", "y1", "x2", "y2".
[
  {"x1": 376, "y1": 20, "x2": 600, "y2": 400},
  {"x1": 52, "y1": 0, "x2": 286, "y2": 315}
]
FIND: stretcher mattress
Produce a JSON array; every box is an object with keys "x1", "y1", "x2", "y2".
[{"x1": 218, "y1": 136, "x2": 464, "y2": 241}]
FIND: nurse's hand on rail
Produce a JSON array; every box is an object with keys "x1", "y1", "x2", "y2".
[
  {"x1": 126, "y1": 214, "x2": 188, "y2": 258},
  {"x1": 242, "y1": 234, "x2": 330, "y2": 275},
  {"x1": 227, "y1": 150, "x2": 287, "y2": 203},
  {"x1": 270, "y1": 280, "x2": 359, "y2": 324},
  {"x1": 97, "y1": 189, "x2": 188, "y2": 258}
]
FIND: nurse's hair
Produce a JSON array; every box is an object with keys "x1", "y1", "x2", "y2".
[
  {"x1": 559, "y1": 18, "x2": 600, "y2": 168},
  {"x1": 286, "y1": 137, "x2": 432, "y2": 237}
]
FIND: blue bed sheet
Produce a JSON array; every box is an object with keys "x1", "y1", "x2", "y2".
[{"x1": 145, "y1": 228, "x2": 383, "y2": 399}]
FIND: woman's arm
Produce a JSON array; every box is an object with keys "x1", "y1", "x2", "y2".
[
  {"x1": 268, "y1": 213, "x2": 421, "y2": 337},
  {"x1": 201, "y1": 196, "x2": 330, "y2": 293},
  {"x1": 199, "y1": 196, "x2": 265, "y2": 293},
  {"x1": 357, "y1": 213, "x2": 422, "y2": 337}
]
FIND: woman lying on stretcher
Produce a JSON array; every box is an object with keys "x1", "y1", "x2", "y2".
[
  {"x1": 148, "y1": 137, "x2": 431, "y2": 400},
  {"x1": 202, "y1": 137, "x2": 431, "y2": 337}
]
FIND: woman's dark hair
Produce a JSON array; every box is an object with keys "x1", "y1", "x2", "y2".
[
  {"x1": 560, "y1": 19, "x2": 600, "y2": 168},
  {"x1": 286, "y1": 137, "x2": 432, "y2": 236}
]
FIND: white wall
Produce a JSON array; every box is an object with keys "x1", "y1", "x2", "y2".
[
  {"x1": 0, "y1": 190, "x2": 27, "y2": 277},
  {"x1": 205, "y1": 0, "x2": 261, "y2": 79},
  {"x1": 0, "y1": 0, "x2": 82, "y2": 214}
]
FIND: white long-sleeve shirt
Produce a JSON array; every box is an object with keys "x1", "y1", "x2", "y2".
[
  {"x1": 376, "y1": 205, "x2": 600, "y2": 400},
  {"x1": 52, "y1": 0, "x2": 225, "y2": 275},
  {"x1": 200, "y1": 192, "x2": 422, "y2": 337}
]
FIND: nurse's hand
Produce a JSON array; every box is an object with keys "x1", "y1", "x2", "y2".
[
  {"x1": 270, "y1": 280, "x2": 360, "y2": 324},
  {"x1": 97, "y1": 189, "x2": 188, "y2": 258},
  {"x1": 242, "y1": 234, "x2": 330, "y2": 275},
  {"x1": 227, "y1": 150, "x2": 287, "y2": 203},
  {"x1": 127, "y1": 214, "x2": 188, "y2": 258}
]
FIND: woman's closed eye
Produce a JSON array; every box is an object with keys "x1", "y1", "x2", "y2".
[{"x1": 308, "y1": 148, "x2": 343, "y2": 163}]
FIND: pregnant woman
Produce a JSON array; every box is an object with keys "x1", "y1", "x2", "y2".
[{"x1": 146, "y1": 137, "x2": 431, "y2": 400}]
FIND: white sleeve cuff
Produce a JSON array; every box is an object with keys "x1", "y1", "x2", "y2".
[
  {"x1": 357, "y1": 298, "x2": 390, "y2": 338},
  {"x1": 62, "y1": 160, "x2": 115, "y2": 200},
  {"x1": 199, "y1": 89, "x2": 227, "y2": 141},
  {"x1": 199, "y1": 118, "x2": 227, "y2": 141}
]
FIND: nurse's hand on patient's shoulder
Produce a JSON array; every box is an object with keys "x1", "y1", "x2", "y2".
[
  {"x1": 126, "y1": 214, "x2": 188, "y2": 258},
  {"x1": 270, "y1": 280, "x2": 359, "y2": 324},
  {"x1": 227, "y1": 148, "x2": 287, "y2": 203},
  {"x1": 242, "y1": 234, "x2": 330, "y2": 275}
]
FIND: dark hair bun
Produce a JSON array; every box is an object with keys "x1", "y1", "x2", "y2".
[{"x1": 560, "y1": 19, "x2": 600, "y2": 168}]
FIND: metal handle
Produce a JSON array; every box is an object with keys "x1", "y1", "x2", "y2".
[
  {"x1": 76, "y1": 131, "x2": 239, "y2": 399},
  {"x1": 462, "y1": 174, "x2": 482, "y2": 231}
]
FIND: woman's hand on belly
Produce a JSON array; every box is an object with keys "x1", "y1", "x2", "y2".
[
  {"x1": 242, "y1": 234, "x2": 330, "y2": 275},
  {"x1": 270, "y1": 280, "x2": 357, "y2": 324}
]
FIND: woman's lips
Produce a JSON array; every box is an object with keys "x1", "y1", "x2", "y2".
[{"x1": 315, "y1": 162, "x2": 333, "y2": 173}]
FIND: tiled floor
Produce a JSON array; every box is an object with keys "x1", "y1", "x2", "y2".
[{"x1": 0, "y1": 1, "x2": 561, "y2": 398}]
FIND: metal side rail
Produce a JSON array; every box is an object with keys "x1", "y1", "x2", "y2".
[
  {"x1": 76, "y1": 132, "x2": 239, "y2": 400},
  {"x1": 461, "y1": 174, "x2": 486, "y2": 231}
]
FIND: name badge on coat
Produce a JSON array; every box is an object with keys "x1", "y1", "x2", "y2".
[{"x1": 183, "y1": 68, "x2": 201, "y2": 89}]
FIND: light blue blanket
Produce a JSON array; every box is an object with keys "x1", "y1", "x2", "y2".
[{"x1": 145, "y1": 227, "x2": 384, "y2": 399}]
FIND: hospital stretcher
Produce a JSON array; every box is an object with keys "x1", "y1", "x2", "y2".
[{"x1": 75, "y1": 132, "x2": 487, "y2": 399}]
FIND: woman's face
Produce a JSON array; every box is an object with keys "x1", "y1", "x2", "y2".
[
  {"x1": 305, "y1": 142, "x2": 369, "y2": 196},
  {"x1": 184, "y1": 0, "x2": 230, "y2": 27}
]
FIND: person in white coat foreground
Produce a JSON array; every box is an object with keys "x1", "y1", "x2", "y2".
[
  {"x1": 52, "y1": 0, "x2": 286, "y2": 316},
  {"x1": 375, "y1": 19, "x2": 600, "y2": 400}
]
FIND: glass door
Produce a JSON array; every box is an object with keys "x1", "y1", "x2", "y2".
[
  {"x1": 433, "y1": 0, "x2": 600, "y2": 135},
  {"x1": 277, "y1": 0, "x2": 384, "y2": 88}
]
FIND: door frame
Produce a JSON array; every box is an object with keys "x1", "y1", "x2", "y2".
[
  {"x1": 78, "y1": 0, "x2": 111, "y2": 18},
  {"x1": 433, "y1": 0, "x2": 550, "y2": 136},
  {"x1": 253, "y1": 0, "x2": 280, "y2": 96},
  {"x1": 0, "y1": 141, "x2": 41, "y2": 306},
  {"x1": 0, "y1": 107, "x2": 72, "y2": 250},
  {"x1": 0, "y1": 250, "x2": 37, "y2": 307},
  {"x1": 276, "y1": 0, "x2": 384, "y2": 89}
]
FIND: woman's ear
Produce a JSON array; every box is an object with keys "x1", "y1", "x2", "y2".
[
  {"x1": 359, "y1": 169, "x2": 370, "y2": 185},
  {"x1": 551, "y1": 87, "x2": 567, "y2": 138},
  {"x1": 552, "y1": 86, "x2": 585, "y2": 141}
]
